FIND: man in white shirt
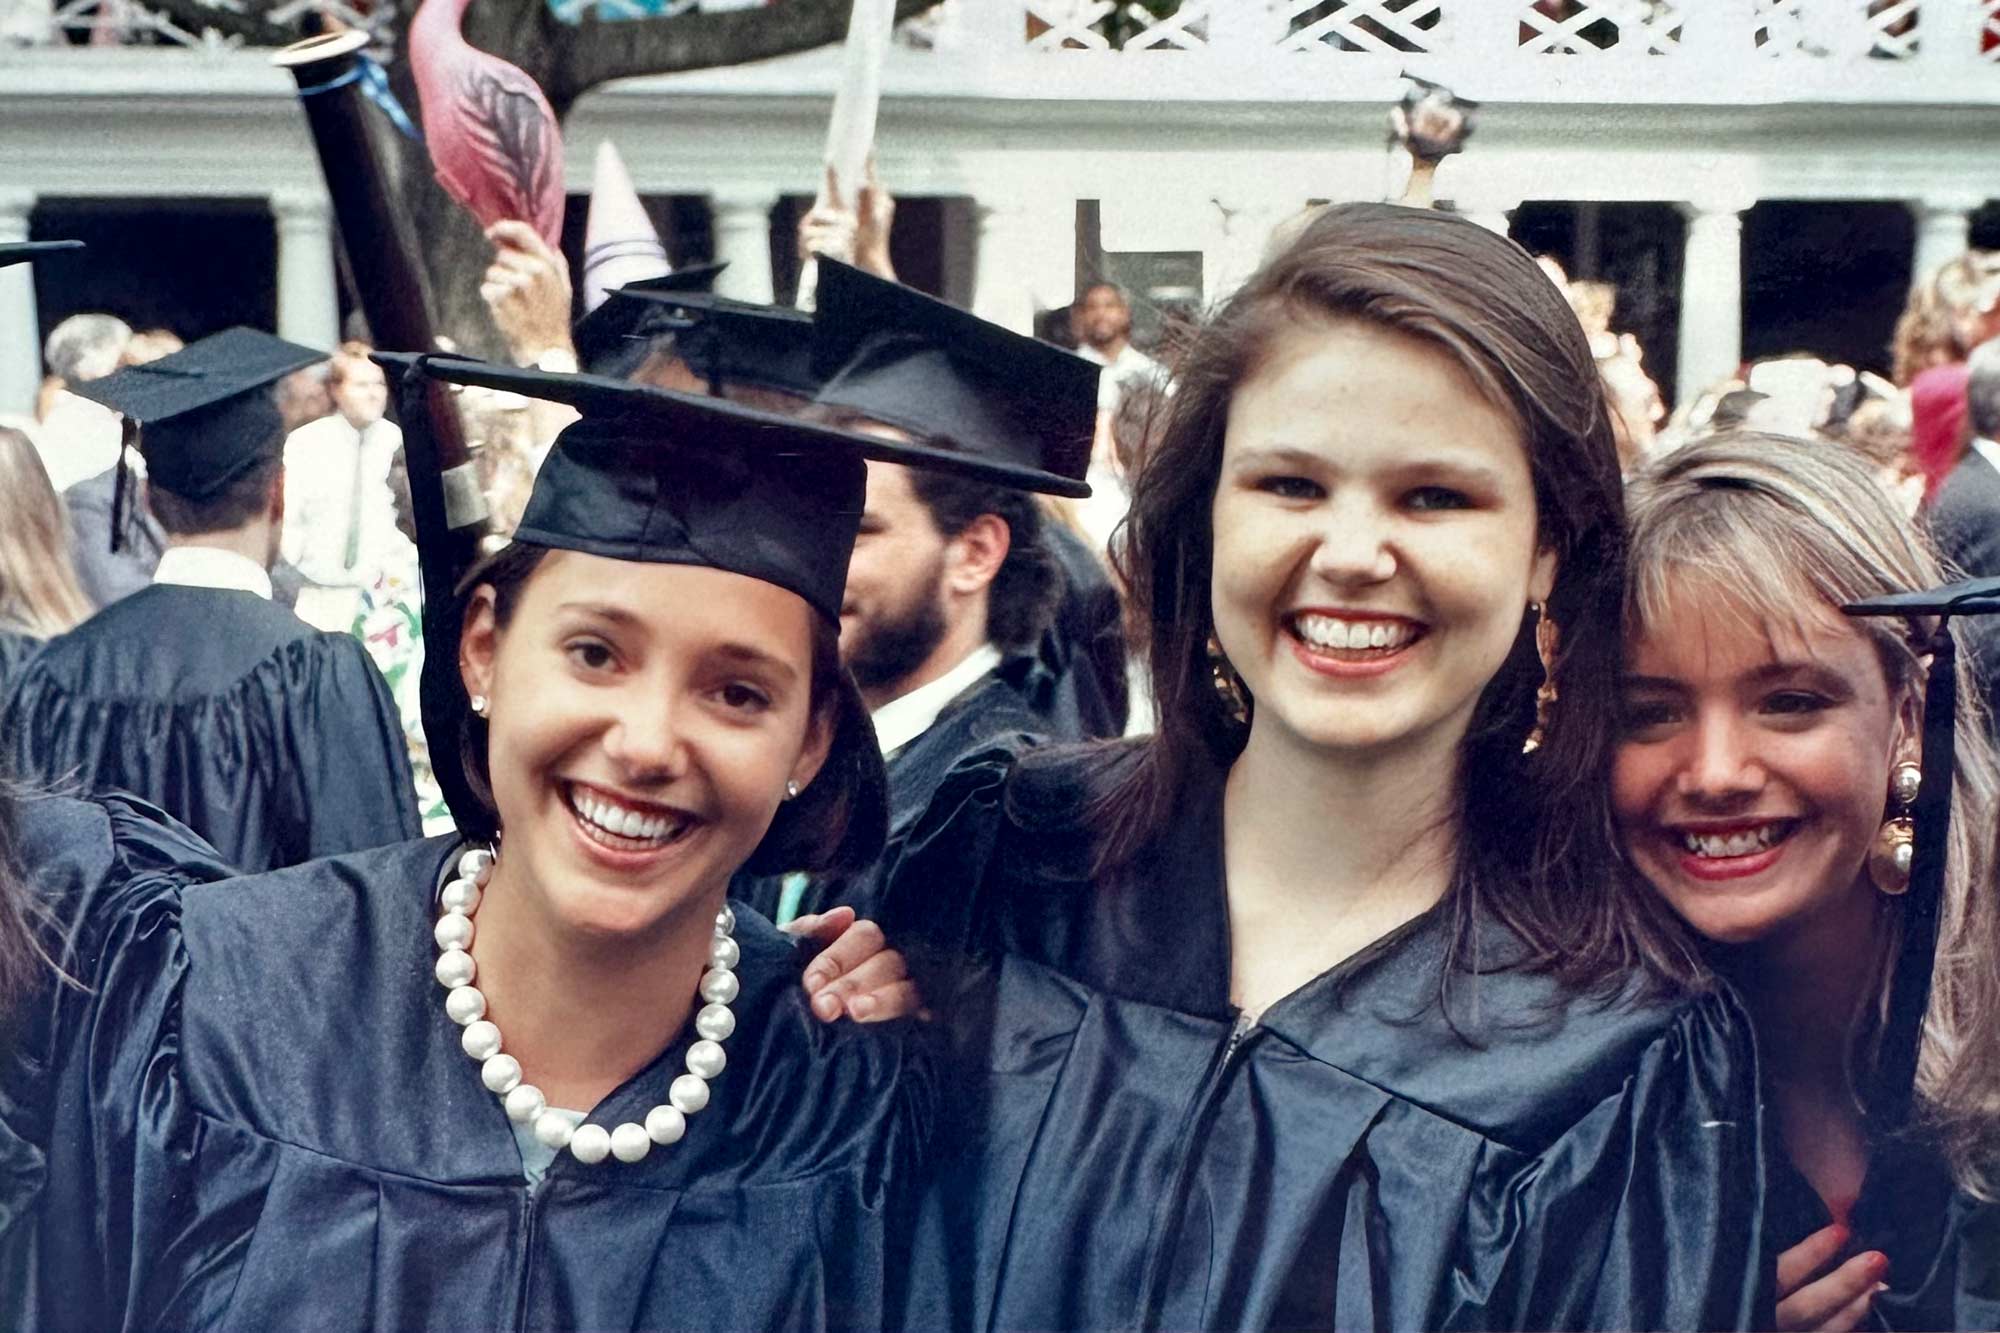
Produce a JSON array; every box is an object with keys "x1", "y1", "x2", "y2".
[
  {"x1": 281, "y1": 341, "x2": 404, "y2": 591},
  {"x1": 38, "y1": 312, "x2": 130, "y2": 493},
  {"x1": 1071, "y1": 280, "x2": 1165, "y2": 415}
]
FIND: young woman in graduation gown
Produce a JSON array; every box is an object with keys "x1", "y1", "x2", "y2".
[
  {"x1": 1616, "y1": 433, "x2": 2000, "y2": 1331},
  {"x1": 0, "y1": 371, "x2": 957, "y2": 1333},
  {"x1": 875, "y1": 203, "x2": 1775, "y2": 1330}
]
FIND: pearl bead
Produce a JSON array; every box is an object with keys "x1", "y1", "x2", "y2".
[
  {"x1": 461, "y1": 1019, "x2": 502, "y2": 1061},
  {"x1": 669, "y1": 1073, "x2": 711, "y2": 1113},
  {"x1": 715, "y1": 905, "x2": 736, "y2": 934},
  {"x1": 694, "y1": 1002, "x2": 735, "y2": 1042},
  {"x1": 610, "y1": 1122, "x2": 652, "y2": 1163},
  {"x1": 435, "y1": 949, "x2": 476, "y2": 989},
  {"x1": 533, "y1": 1109, "x2": 576, "y2": 1149},
  {"x1": 686, "y1": 1039, "x2": 726, "y2": 1080},
  {"x1": 434, "y1": 912, "x2": 474, "y2": 951},
  {"x1": 709, "y1": 936, "x2": 741, "y2": 970},
  {"x1": 645, "y1": 1105, "x2": 687, "y2": 1144},
  {"x1": 504, "y1": 1083, "x2": 546, "y2": 1124},
  {"x1": 700, "y1": 968, "x2": 739, "y2": 1005},
  {"x1": 440, "y1": 879, "x2": 482, "y2": 915},
  {"x1": 481, "y1": 1053, "x2": 522, "y2": 1094},
  {"x1": 569, "y1": 1123, "x2": 612, "y2": 1164},
  {"x1": 444, "y1": 985, "x2": 486, "y2": 1025},
  {"x1": 458, "y1": 847, "x2": 495, "y2": 880}
]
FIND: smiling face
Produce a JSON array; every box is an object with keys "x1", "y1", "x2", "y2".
[
  {"x1": 1209, "y1": 316, "x2": 1555, "y2": 759},
  {"x1": 460, "y1": 551, "x2": 831, "y2": 943},
  {"x1": 1613, "y1": 582, "x2": 1912, "y2": 949}
]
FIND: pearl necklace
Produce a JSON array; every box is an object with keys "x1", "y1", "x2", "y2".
[{"x1": 432, "y1": 845, "x2": 741, "y2": 1166}]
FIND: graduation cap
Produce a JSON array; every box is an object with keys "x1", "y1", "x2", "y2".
[
  {"x1": 377, "y1": 351, "x2": 1093, "y2": 858},
  {"x1": 620, "y1": 290, "x2": 820, "y2": 400},
  {"x1": 71, "y1": 327, "x2": 326, "y2": 502},
  {"x1": 1843, "y1": 574, "x2": 2000, "y2": 1127},
  {"x1": 0, "y1": 239, "x2": 85, "y2": 267},
  {"x1": 571, "y1": 262, "x2": 730, "y2": 377},
  {"x1": 810, "y1": 259, "x2": 1096, "y2": 497}
]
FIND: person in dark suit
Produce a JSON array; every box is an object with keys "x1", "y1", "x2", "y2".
[
  {"x1": 1931, "y1": 339, "x2": 2000, "y2": 577},
  {"x1": 3, "y1": 328, "x2": 420, "y2": 873}
]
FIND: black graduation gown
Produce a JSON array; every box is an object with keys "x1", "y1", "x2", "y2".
[
  {"x1": 880, "y1": 745, "x2": 1777, "y2": 1331},
  {"x1": 1024, "y1": 524, "x2": 1129, "y2": 740},
  {"x1": 1, "y1": 582, "x2": 421, "y2": 873},
  {"x1": 0, "y1": 629, "x2": 42, "y2": 702},
  {"x1": 3, "y1": 833, "x2": 935, "y2": 1332},
  {"x1": 61, "y1": 465, "x2": 164, "y2": 610},
  {"x1": 1768, "y1": 1134, "x2": 2000, "y2": 1330},
  {"x1": 1, "y1": 792, "x2": 235, "y2": 1297},
  {"x1": 741, "y1": 670, "x2": 1047, "y2": 925}
]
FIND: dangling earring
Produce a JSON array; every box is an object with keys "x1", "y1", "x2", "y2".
[
  {"x1": 470, "y1": 694, "x2": 490, "y2": 718},
  {"x1": 1207, "y1": 634, "x2": 1250, "y2": 726},
  {"x1": 1869, "y1": 761, "x2": 1922, "y2": 896},
  {"x1": 1522, "y1": 602, "x2": 1560, "y2": 755}
]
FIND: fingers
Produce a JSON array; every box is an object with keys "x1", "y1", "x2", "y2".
[
  {"x1": 485, "y1": 218, "x2": 555, "y2": 260},
  {"x1": 1777, "y1": 1225, "x2": 1849, "y2": 1296},
  {"x1": 1818, "y1": 1283, "x2": 1887, "y2": 1333},
  {"x1": 781, "y1": 905, "x2": 856, "y2": 946},
  {"x1": 799, "y1": 913, "x2": 873, "y2": 988},
  {"x1": 1776, "y1": 1253, "x2": 1888, "y2": 1332},
  {"x1": 846, "y1": 979, "x2": 923, "y2": 1024}
]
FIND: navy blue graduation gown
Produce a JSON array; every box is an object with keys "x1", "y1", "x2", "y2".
[
  {"x1": 0, "y1": 629, "x2": 41, "y2": 702},
  {"x1": 2, "y1": 582, "x2": 420, "y2": 873},
  {"x1": 743, "y1": 671, "x2": 1048, "y2": 926},
  {"x1": 3, "y1": 833, "x2": 934, "y2": 1332},
  {"x1": 880, "y1": 745, "x2": 1777, "y2": 1331}
]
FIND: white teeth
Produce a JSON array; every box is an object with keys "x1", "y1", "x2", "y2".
[
  {"x1": 1292, "y1": 614, "x2": 1415, "y2": 652},
  {"x1": 569, "y1": 786, "x2": 682, "y2": 846},
  {"x1": 1680, "y1": 825, "x2": 1785, "y2": 858}
]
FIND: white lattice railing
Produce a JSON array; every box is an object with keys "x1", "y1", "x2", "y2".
[{"x1": 1015, "y1": 0, "x2": 1990, "y2": 60}]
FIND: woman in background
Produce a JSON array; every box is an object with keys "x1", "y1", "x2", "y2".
[{"x1": 0, "y1": 427, "x2": 93, "y2": 694}]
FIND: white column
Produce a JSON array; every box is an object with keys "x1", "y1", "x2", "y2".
[
  {"x1": 972, "y1": 195, "x2": 1075, "y2": 335},
  {"x1": 709, "y1": 189, "x2": 779, "y2": 304},
  {"x1": 1460, "y1": 197, "x2": 1520, "y2": 239},
  {"x1": 0, "y1": 190, "x2": 40, "y2": 417},
  {"x1": 1910, "y1": 196, "x2": 1980, "y2": 288},
  {"x1": 272, "y1": 190, "x2": 341, "y2": 350},
  {"x1": 1203, "y1": 193, "x2": 1300, "y2": 306},
  {"x1": 1676, "y1": 198, "x2": 1747, "y2": 408}
]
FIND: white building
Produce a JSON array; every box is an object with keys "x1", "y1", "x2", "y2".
[{"x1": 4, "y1": 0, "x2": 1999, "y2": 415}]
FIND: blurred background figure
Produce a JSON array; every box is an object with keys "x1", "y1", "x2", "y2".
[
  {"x1": 0, "y1": 425, "x2": 93, "y2": 695},
  {"x1": 281, "y1": 340, "x2": 404, "y2": 597},
  {"x1": 36, "y1": 311, "x2": 129, "y2": 492}
]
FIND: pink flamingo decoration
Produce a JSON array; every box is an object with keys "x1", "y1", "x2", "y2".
[{"x1": 407, "y1": 0, "x2": 566, "y2": 250}]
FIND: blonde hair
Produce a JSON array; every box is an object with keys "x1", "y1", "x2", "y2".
[
  {"x1": 1625, "y1": 431, "x2": 2000, "y2": 1198},
  {"x1": 1896, "y1": 250, "x2": 2000, "y2": 384},
  {"x1": 0, "y1": 428, "x2": 93, "y2": 638}
]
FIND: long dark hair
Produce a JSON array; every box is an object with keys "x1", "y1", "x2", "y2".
[{"x1": 1092, "y1": 202, "x2": 1699, "y2": 991}]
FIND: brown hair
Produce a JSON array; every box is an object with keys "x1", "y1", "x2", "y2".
[
  {"x1": 449, "y1": 543, "x2": 874, "y2": 875},
  {"x1": 1092, "y1": 202, "x2": 1697, "y2": 991},
  {"x1": 0, "y1": 427, "x2": 93, "y2": 638}
]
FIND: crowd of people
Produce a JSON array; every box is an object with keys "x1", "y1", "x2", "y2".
[{"x1": 0, "y1": 116, "x2": 1998, "y2": 1332}]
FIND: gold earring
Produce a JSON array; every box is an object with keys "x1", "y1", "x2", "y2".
[
  {"x1": 1522, "y1": 602, "x2": 1560, "y2": 755},
  {"x1": 1869, "y1": 760, "x2": 1922, "y2": 896},
  {"x1": 1206, "y1": 634, "x2": 1250, "y2": 727}
]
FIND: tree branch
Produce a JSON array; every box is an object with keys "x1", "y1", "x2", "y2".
[{"x1": 530, "y1": 0, "x2": 944, "y2": 113}]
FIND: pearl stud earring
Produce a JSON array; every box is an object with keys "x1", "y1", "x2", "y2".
[
  {"x1": 470, "y1": 694, "x2": 489, "y2": 717},
  {"x1": 784, "y1": 779, "x2": 801, "y2": 800}
]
